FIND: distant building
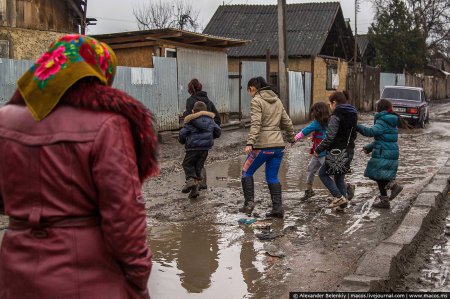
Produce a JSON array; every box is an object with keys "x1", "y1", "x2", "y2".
[
  {"x1": 203, "y1": 2, "x2": 356, "y2": 103},
  {"x1": 356, "y1": 34, "x2": 376, "y2": 66},
  {"x1": 92, "y1": 28, "x2": 247, "y2": 68},
  {"x1": 0, "y1": 0, "x2": 86, "y2": 60}
]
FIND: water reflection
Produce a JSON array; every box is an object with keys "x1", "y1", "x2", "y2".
[
  {"x1": 177, "y1": 221, "x2": 219, "y2": 293},
  {"x1": 240, "y1": 232, "x2": 262, "y2": 295}
]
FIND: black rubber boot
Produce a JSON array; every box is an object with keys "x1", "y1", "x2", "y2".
[
  {"x1": 300, "y1": 189, "x2": 315, "y2": 201},
  {"x1": 346, "y1": 183, "x2": 355, "y2": 201},
  {"x1": 188, "y1": 181, "x2": 200, "y2": 199},
  {"x1": 182, "y1": 178, "x2": 196, "y2": 193},
  {"x1": 199, "y1": 167, "x2": 207, "y2": 190},
  {"x1": 373, "y1": 196, "x2": 390, "y2": 209},
  {"x1": 388, "y1": 182, "x2": 403, "y2": 201},
  {"x1": 266, "y1": 183, "x2": 284, "y2": 218},
  {"x1": 239, "y1": 177, "x2": 255, "y2": 216}
]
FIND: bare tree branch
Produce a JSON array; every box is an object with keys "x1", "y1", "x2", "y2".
[
  {"x1": 133, "y1": 0, "x2": 201, "y2": 32},
  {"x1": 133, "y1": 0, "x2": 174, "y2": 30}
]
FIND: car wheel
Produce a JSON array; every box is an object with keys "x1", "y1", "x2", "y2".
[{"x1": 418, "y1": 118, "x2": 426, "y2": 129}]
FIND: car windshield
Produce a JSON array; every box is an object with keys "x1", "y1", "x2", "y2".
[{"x1": 382, "y1": 88, "x2": 421, "y2": 102}]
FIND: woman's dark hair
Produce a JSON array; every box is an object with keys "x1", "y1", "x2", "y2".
[
  {"x1": 188, "y1": 78, "x2": 202, "y2": 95},
  {"x1": 328, "y1": 91, "x2": 348, "y2": 105},
  {"x1": 247, "y1": 76, "x2": 271, "y2": 91},
  {"x1": 310, "y1": 102, "x2": 330, "y2": 128},
  {"x1": 377, "y1": 98, "x2": 410, "y2": 129}
]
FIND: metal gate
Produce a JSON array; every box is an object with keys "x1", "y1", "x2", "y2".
[{"x1": 240, "y1": 61, "x2": 266, "y2": 118}]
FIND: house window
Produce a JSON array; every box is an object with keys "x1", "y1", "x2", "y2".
[
  {"x1": 0, "y1": 40, "x2": 9, "y2": 58},
  {"x1": 326, "y1": 64, "x2": 338, "y2": 90},
  {"x1": 165, "y1": 48, "x2": 177, "y2": 58}
]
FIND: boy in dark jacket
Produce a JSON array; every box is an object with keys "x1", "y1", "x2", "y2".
[{"x1": 179, "y1": 101, "x2": 221, "y2": 198}]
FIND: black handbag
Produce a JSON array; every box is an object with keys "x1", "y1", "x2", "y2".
[{"x1": 324, "y1": 127, "x2": 353, "y2": 175}]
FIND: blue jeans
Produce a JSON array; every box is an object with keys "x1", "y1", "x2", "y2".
[
  {"x1": 319, "y1": 165, "x2": 347, "y2": 198},
  {"x1": 242, "y1": 148, "x2": 284, "y2": 184}
]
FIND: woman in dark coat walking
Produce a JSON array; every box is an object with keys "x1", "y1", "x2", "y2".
[
  {"x1": 183, "y1": 79, "x2": 221, "y2": 190},
  {"x1": 315, "y1": 91, "x2": 357, "y2": 210},
  {"x1": 0, "y1": 35, "x2": 158, "y2": 299}
]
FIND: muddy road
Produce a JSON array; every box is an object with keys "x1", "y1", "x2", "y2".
[{"x1": 145, "y1": 100, "x2": 450, "y2": 298}]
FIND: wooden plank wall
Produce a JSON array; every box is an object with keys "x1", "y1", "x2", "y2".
[{"x1": 3, "y1": 0, "x2": 78, "y2": 33}]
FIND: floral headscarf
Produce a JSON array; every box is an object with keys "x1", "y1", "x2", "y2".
[{"x1": 17, "y1": 34, "x2": 117, "y2": 121}]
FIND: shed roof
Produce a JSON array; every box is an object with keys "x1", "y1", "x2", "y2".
[
  {"x1": 356, "y1": 35, "x2": 369, "y2": 56},
  {"x1": 91, "y1": 28, "x2": 249, "y2": 51},
  {"x1": 203, "y1": 2, "x2": 343, "y2": 57}
]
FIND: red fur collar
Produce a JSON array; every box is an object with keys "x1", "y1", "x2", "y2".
[{"x1": 9, "y1": 80, "x2": 159, "y2": 182}]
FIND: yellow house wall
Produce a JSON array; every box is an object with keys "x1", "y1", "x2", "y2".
[
  {"x1": 312, "y1": 56, "x2": 348, "y2": 103},
  {"x1": 114, "y1": 47, "x2": 154, "y2": 68},
  {"x1": 0, "y1": 27, "x2": 64, "y2": 60}
]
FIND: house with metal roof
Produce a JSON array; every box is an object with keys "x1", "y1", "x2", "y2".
[
  {"x1": 204, "y1": 2, "x2": 356, "y2": 103},
  {"x1": 92, "y1": 28, "x2": 249, "y2": 126},
  {"x1": 92, "y1": 28, "x2": 248, "y2": 68},
  {"x1": 356, "y1": 34, "x2": 375, "y2": 66}
]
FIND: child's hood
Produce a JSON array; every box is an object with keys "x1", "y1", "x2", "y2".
[
  {"x1": 184, "y1": 111, "x2": 216, "y2": 130},
  {"x1": 184, "y1": 111, "x2": 215, "y2": 123},
  {"x1": 376, "y1": 111, "x2": 399, "y2": 127}
]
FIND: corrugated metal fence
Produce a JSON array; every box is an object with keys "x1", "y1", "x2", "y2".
[
  {"x1": 240, "y1": 61, "x2": 266, "y2": 118},
  {"x1": 113, "y1": 57, "x2": 179, "y2": 131},
  {"x1": 228, "y1": 72, "x2": 240, "y2": 113},
  {"x1": 177, "y1": 48, "x2": 230, "y2": 115},
  {"x1": 0, "y1": 57, "x2": 182, "y2": 131},
  {"x1": 1, "y1": 56, "x2": 233, "y2": 131},
  {"x1": 380, "y1": 72, "x2": 405, "y2": 94},
  {"x1": 0, "y1": 58, "x2": 33, "y2": 106},
  {"x1": 288, "y1": 71, "x2": 312, "y2": 124}
]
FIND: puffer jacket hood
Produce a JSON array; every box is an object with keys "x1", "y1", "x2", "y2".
[
  {"x1": 184, "y1": 111, "x2": 215, "y2": 125},
  {"x1": 179, "y1": 111, "x2": 221, "y2": 151},
  {"x1": 257, "y1": 89, "x2": 279, "y2": 104},
  {"x1": 336, "y1": 103, "x2": 358, "y2": 114},
  {"x1": 375, "y1": 111, "x2": 399, "y2": 127},
  {"x1": 192, "y1": 91, "x2": 208, "y2": 100}
]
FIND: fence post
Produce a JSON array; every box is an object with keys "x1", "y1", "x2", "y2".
[{"x1": 238, "y1": 60, "x2": 242, "y2": 121}]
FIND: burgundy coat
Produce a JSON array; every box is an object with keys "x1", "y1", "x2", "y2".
[{"x1": 0, "y1": 104, "x2": 152, "y2": 299}]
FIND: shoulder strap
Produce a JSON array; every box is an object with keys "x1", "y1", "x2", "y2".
[{"x1": 346, "y1": 127, "x2": 354, "y2": 147}]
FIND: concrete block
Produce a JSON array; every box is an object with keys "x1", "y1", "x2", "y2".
[
  {"x1": 445, "y1": 158, "x2": 450, "y2": 167},
  {"x1": 422, "y1": 174, "x2": 449, "y2": 196},
  {"x1": 438, "y1": 166, "x2": 450, "y2": 175},
  {"x1": 158, "y1": 131, "x2": 175, "y2": 144},
  {"x1": 384, "y1": 224, "x2": 422, "y2": 246},
  {"x1": 400, "y1": 206, "x2": 432, "y2": 227},
  {"x1": 414, "y1": 192, "x2": 441, "y2": 209},
  {"x1": 339, "y1": 275, "x2": 385, "y2": 292},
  {"x1": 355, "y1": 242, "x2": 403, "y2": 279}
]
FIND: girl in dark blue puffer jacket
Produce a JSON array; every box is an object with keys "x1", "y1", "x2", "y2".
[{"x1": 357, "y1": 99, "x2": 408, "y2": 208}]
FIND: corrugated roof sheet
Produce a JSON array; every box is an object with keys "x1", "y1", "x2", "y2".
[{"x1": 203, "y1": 2, "x2": 341, "y2": 57}]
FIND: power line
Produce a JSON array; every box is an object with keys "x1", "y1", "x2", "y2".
[{"x1": 89, "y1": 16, "x2": 136, "y2": 23}]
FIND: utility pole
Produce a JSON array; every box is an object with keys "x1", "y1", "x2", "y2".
[
  {"x1": 81, "y1": 0, "x2": 88, "y2": 35},
  {"x1": 354, "y1": 0, "x2": 358, "y2": 74},
  {"x1": 277, "y1": 0, "x2": 289, "y2": 114}
]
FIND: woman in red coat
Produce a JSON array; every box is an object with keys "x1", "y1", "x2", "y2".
[{"x1": 0, "y1": 35, "x2": 159, "y2": 299}]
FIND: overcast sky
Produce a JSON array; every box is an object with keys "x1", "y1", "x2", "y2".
[{"x1": 86, "y1": 0, "x2": 375, "y2": 35}]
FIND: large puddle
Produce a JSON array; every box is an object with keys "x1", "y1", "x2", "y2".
[{"x1": 144, "y1": 113, "x2": 450, "y2": 298}]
